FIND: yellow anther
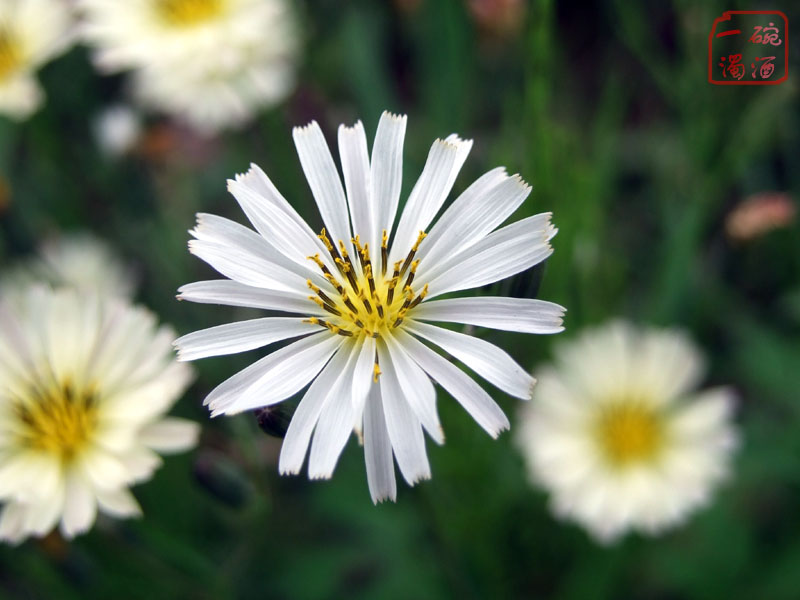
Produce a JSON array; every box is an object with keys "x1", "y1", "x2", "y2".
[
  {"x1": 304, "y1": 317, "x2": 320, "y2": 325},
  {"x1": 306, "y1": 279, "x2": 321, "y2": 293},
  {"x1": 373, "y1": 362, "x2": 382, "y2": 382},
  {"x1": 338, "y1": 240, "x2": 349, "y2": 258},
  {"x1": 362, "y1": 244, "x2": 371, "y2": 263},
  {"x1": 308, "y1": 254, "x2": 325, "y2": 268},
  {"x1": 410, "y1": 260, "x2": 420, "y2": 273},
  {"x1": 317, "y1": 228, "x2": 333, "y2": 251},
  {"x1": 335, "y1": 257, "x2": 351, "y2": 272},
  {"x1": 411, "y1": 231, "x2": 427, "y2": 251},
  {"x1": 381, "y1": 229, "x2": 388, "y2": 249},
  {"x1": 309, "y1": 296, "x2": 325, "y2": 308}
]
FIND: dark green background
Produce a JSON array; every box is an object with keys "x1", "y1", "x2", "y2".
[{"x1": 1, "y1": 0, "x2": 799, "y2": 598}]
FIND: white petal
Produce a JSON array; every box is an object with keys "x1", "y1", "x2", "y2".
[
  {"x1": 412, "y1": 297, "x2": 565, "y2": 334},
  {"x1": 96, "y1": 487, "x2": 142, "y2": 519},
  {"x1": 369, "y1": 111, "x2": 407, "y2": 267},
  {"x1": 671, "y1": 388, "x2": 737, "y2": 441},
  {"x1": 405, "y1": 320, "x2": 535, "y2": 399},
  {"x1": 416, "y1": 169, "x2": 529, "y2": 271},
  {"x1": 379, "y1": 358, "x2": 431, "y2": 485},
  {"x1": 394, "y1": 329, "x2": 509, "y2": 438},
  {"x1": 229, "y1": 164, "x2": 334, "y2": 271},
  {"x1": 121, "y1": 447, "x2": 163, "y2": 483},
  {"x1": 139, "y1": 418, "x2": 200, "y2": 454},
  {"x1": 293, "y1": 121, "x2": 353, "y2": 256},
  {"x1": 188, "y1": 238, "x2": 305, "y2": 292},
  {"x1": 79, "y1": 449, "x2": 130, "y2": 492},
  {"x1": 0, "y1": 503, "x2": 28, "y2": 544},
  {"x1": 178, "y1": 280, "x2": 317, "y2": 314},
  {"x1": 338, "y1": 121, "x2": 373, "y2": 245},
  {"x1": 210, "y1": 332, "x2": 345, "y2": 415},
  {"x1": 389, "y1": 135, "x2": 472, "y2": 264},
  {"x1": 175, "y1": 317, "x2": 319, "y2": 361},
  {"x1": 380, "y1": 335, "x2": 444, "y2": 444},
  {"x1": 351, "y1": 335, "x2": 376, "y2": 420},
  {"x1": 279, "y1": 343, "x2": 353, "y2": 475},
  {"x1": 60, "y1": 473, "x2": 97, "y2": 538},
  {"x1": 424, "y1": 213, "x2": 555, "y2": 298},
  {"x1": 308, "y1": 342, "x2": 362, "y2": 479},
  {"x1": 363, "y1": 385, "x2": 397, "y2": 503}
]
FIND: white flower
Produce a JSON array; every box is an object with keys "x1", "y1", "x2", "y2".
[
  {"x1": 0, "y1": 0, "x2": 73, "y2": 120},
  {"x1": 517, "y1": 321, "x2": 738, "y2": 543},
  {"x1": 1, "y1": 233, "x2": 136, "y2": 298},
  {"x1": 93, "y1": 104, "x2": 142, "y2": 157},
  {"x1": 176, "y1": 111, "x2": 564, "y2": 502},
  {"x1": 0, "y1": 286, "x2": 198, "y2": 544},
  {"x1": 78, "y1": 0, "x2": 298, "y2": 133}
]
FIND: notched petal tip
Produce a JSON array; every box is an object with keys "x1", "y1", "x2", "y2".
[
  {"x1": 292, "y1": 120, "x2": 320, "y2": 137},
  {"x1": 380, "y1": 110, "x2": 407, "y2": 122}
]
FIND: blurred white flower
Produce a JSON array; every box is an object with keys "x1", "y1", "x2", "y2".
[
  {"x1": 93, "y1": 104, "x2": 142, "y2": 157},
  {"x1": 517, "y1": 321, "x2": 738, "y2": 543},
  {"x1": 1, "y1": 233, "x2": 136, "y2": 298},
  {"x1": 176, "y1": 111, "x2": 564, "y2": 502},
  {"x1": 0, "y1": 286, "x2": 197, "y2": 544},
  {"x1": 78, "y1": 0, "x2": 298, "y2": 134},
  {"x1": 0, "y1": 0, "x2": 73, "y2": 120}
]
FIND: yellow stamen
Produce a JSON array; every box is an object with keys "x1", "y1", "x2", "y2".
[
  {"x1": 155, "y1": 0, "x2": 226, "y2": 27},
  {"x1": 596, "y1": 402, "x2": 664, "y2": 467}
]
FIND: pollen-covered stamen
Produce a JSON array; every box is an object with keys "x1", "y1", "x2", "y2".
[
  {"x1": 373, "y1": 360, "x2": 382, "y2": 382},
  {"x1": 399, "y1": 231, "x2": 426, "y2": 277},
  {"x1": 386, "y1": 261, "x2": 402, "y2": 305},
  {"x1": 381, "y1": 229, "x2": 389, "y2": 276},
  {"x1": 318, "y1": 228, "x2": 342, "y2": 265},
  {"x1": 358, "y1": 289, "x2": 373, "y2": 314},
  {"x1": 403, "y1": 260, "x2": 420, "y2": 289},
  {"x1": 309, "y1": 295, "x2": 342, "y2": 316},
  {"x1": 307, "y1": 279, "x2": 338, "y2": 308},
  {"x1": 364, "y1": 264, "x2": 377, "y2": 297},
  {"x1": 304, "y1": 316, "x2": 354, "y2": 337},
  {"x1": 308, "y1": 254, "x2": 336, "y2": 282},
  {"x1": 341, "y1": 290, "x2": 360, "y2": 315},
  {"x1": 407, "y1": 284, "x2": 429, "y2": 311}
]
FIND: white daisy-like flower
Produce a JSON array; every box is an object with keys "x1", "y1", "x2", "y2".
[
  {"x1": 0, "y1": 286, "x2": 198, "y2": 544},
  {"x1": 78, "y1": 0, "x2": 298, "y2": 133},
  {"x1": 0, "y1": 0, "x2": 73, "y2": 120},
  {"x1": 517, "y1": 321, "x2": 738, "y2": 543},
  {"x1": 1, "y1": 233, "x2": 136, "y2": 299},
  {"x1": 176, "y1": 111, "x2": 565, "y2": 502}
]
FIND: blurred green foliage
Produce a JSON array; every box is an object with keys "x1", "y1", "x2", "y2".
[{"x1": 0, "y1": 0, "x2": 799, "y2": 598}]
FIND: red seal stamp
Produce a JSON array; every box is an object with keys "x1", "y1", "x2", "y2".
[{"x1": 708, "y1": 11, "x2": 788, "y2": 85}]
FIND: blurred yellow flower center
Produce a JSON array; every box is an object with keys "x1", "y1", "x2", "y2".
[
  {"x1": 596, "y1": 402, "x2": 663, "y2": 467},
  {"x1": 15, "y1": 382, "x2": 99, "y2": 460},
  {"x1": 305, "y1": 230, "x2": 429, "y2": 378},
  {"x1": 155, "y1": 0, "x2": 226, "y2": 27},
  {"x1": 0, "y1": 29, "x2": 22, "y2": 81}
]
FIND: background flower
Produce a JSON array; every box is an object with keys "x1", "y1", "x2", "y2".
[
  {"x1": 517, "y1": 321, "x2": 738, "y2": 543},
  {"x1": 78, "y1": 0, "x2": 298, "y2": 133},
  {"x1": 0, "y1": 286, "x2": 197, "y2": 544},
  {"x1": 0, "y1": 0, "x2": 73, "y2": 119}
]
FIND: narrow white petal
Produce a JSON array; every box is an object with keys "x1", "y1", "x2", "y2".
[
  {"x1": 394, "y1": 329, "x2": 509, "y2": 437},
  {"x1": 338, "y1": 121, "x2": 373, "y2": 245},
  {"x1": 351, "y1": 335, "x2": 376, "y2": 420},
  {"x1": 279, "y1": 344, "x2": 353, "y2": 475},
  {"x1": 389, "y1": 135, "x2": 472, "y2": 264},
  {"x1": 60, "y1": 473, "x2": 97, "y2": 539},
  {"x1": 369, "y1": 111, "x2": 407, "y2": 266},
  {"x1": 0, "y1": 503, "x2": 28, "y2": 544},
  {"x1": 96, "y1": 487, "x2": 142, "y2": 519},
  {"x1": 228, "y1": 171, "x2": 338, "y2": 275},
  {"x1": 175, "y1": 317, "x2": 318, "y2": 361},
  {"x1": 293, "y1": 121, "x2": 353, "y2": 256},
  {"x1": 308, "y1": 343, "x2": 362, "y2": 479},
  {"x1": 364, "y1": 385, "x2": 397, "y2": 503},
  {"x1": 138, "y1": 418, "x2": 200, "y2": 454},
  {"x1": 424, "y1": 213, "x2": 555, "y2": 298},
  {"x1": 188, "y1": 238, "x2": 306, "y2": 293},
  {"x1": 380, "y1": 335, "x2": 443, "y2": 444},
  {"x1": 379, "y1": 357, "x2": 431, "y2": 485},
  {"x1": 178, "y1": 280, "x2": 317, "y2": 315},
  {"x1": 212, "y1": 333, "x2": 345, "y2": 415},
  {"x1": 405, "y1": 320, "x2": 535, "y2": 399},
  {"x1": 416, "y1": 170, "x2": 529, "y2": 271},
  {"x1": 411, "y1": 297, "x2": 565, "y2": 334},
  {"x1": 79, "y1": 449, "x2": 129, "y2": 492}
]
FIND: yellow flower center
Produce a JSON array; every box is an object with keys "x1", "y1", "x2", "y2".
[
  {"x1": 154, "y1": 0, "x2": 226, "y2": 27},
  {"x1": 0, "y1": 28, "x2": 22, "y2": 82},
  {"x1": 596, "y1": 402, "x2": 664, "y2": 467},
  {"x1": 15, "y1": 381, "x2": 99, "y2": 460},
  {"x1": 305, "y1": 229, "x2": 429, "y2": 381}
]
